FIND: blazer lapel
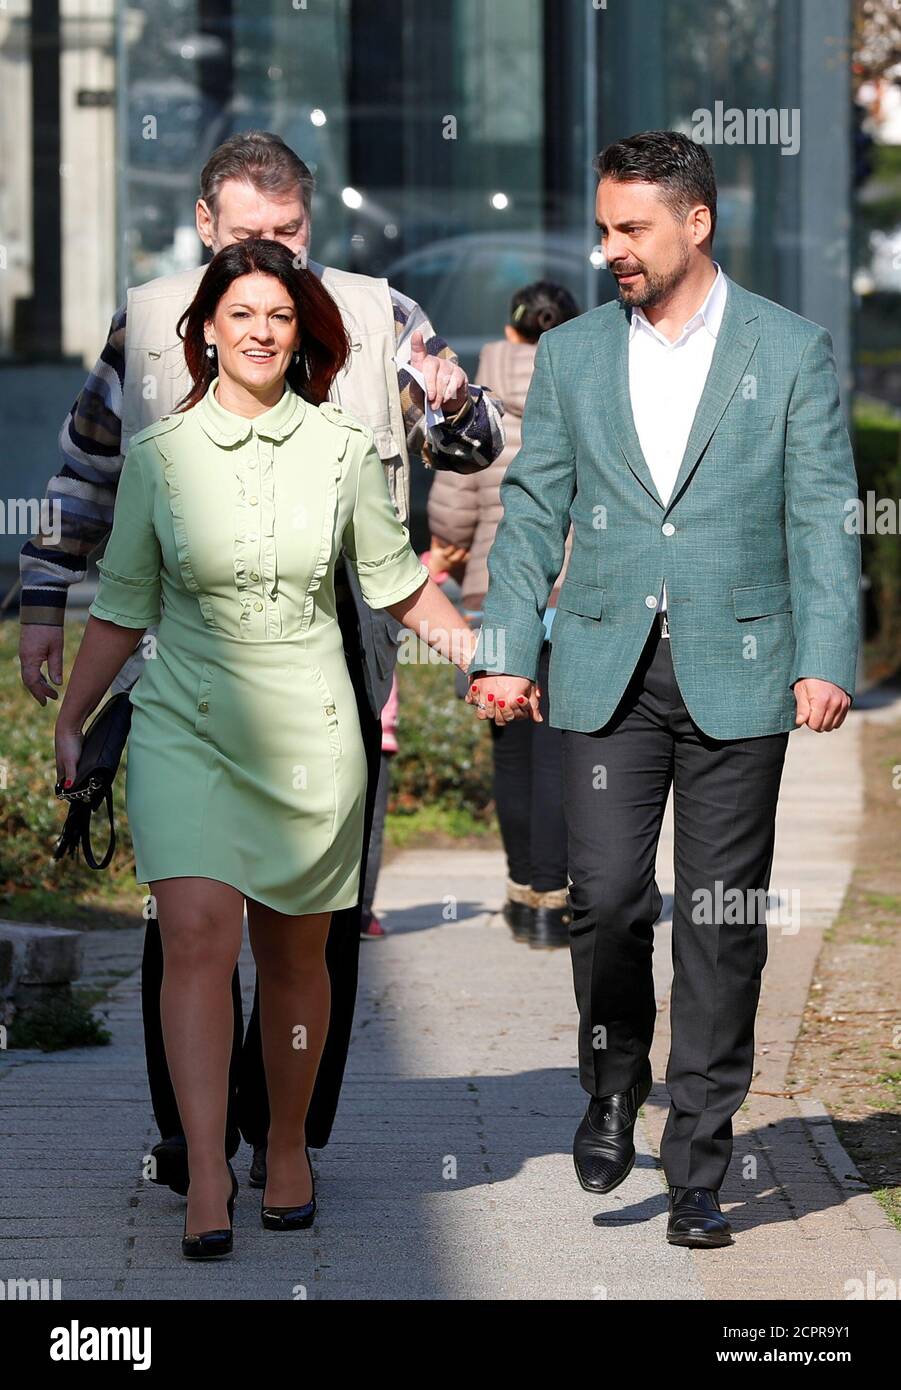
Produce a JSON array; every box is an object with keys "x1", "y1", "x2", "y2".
[
  {"x1": 595, "y1": 303, "x2": 665, "y2": 509},
  {"x1": 663, "y1": 279, "x2": 760, "y2": 514}
]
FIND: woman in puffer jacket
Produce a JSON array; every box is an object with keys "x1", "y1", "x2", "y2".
[{"x1": 427, "y1": 281, "x2": 580, "y2": 948}]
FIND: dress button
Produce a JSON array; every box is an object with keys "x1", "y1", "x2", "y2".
[
  {"x1": 250, "y1": 571, "x2": 260, "y2": 581},
  {"x1": 198, "y1": 701, "x2": 208, "y2": 712},
  {"x1": 645, "y1": 595, "x2": 658, "y2": 609},
  {"x1": 253, "y1": 601, "x2": 263, "y2": 612},
  {"x1": 249, "y1": 496, "x2": 259, "y2": 506},
  {"x1": 662, "y1": 522, "x2": 676, "y2": 536},
  {"x1": 324, "y1": 705, "x2": 336, "y2": 716}
]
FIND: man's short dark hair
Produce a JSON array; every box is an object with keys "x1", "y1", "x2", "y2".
[{"x1": 593, "y1": 130, "x2": 718, "y2": 242}]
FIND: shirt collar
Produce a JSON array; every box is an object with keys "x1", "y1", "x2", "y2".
[
  {"x1": 196, "y1": 376, "x2": 306, "y2": 445},
  {"x1": 629, "y1": 262, "x2": 727, "y2": 346}
]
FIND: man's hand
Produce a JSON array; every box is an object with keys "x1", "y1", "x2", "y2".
[
  {"x1": 410, "y1": 330, "x2": 470, "y2": 416},
  {"x1": 465, "y1": 674, "x2": 543, "y2": 725},
  {"x1": 792, "y1": 677, "x2": 851, "y2": 732},
  {"x1": 20, "y1": 624, "x2": 65, "y2": 705}
]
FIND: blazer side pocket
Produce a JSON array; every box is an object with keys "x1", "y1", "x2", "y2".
[
  {"x1": 732, "y1": 581, "x2": 792, "y2": 620},
  {"x1": 555, "y1": 581, "x2": 605, "y2": 620}
]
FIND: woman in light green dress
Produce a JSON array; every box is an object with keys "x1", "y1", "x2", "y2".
[{"x1": 54, "y1": 240, "x2": 536, "y2": 1258}]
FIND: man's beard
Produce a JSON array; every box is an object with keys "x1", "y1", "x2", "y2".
[{"x1": 611, "y1": 245, "x2": 691, "y2": 309}]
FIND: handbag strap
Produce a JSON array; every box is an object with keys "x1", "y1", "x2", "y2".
[{"x1": 79, "y1": 790, "x2": 117, "y2": 871}]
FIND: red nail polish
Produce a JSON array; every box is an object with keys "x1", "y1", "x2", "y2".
[
  {"x1": 487, "y1": 694, "x2": 494, "y2": 701},
  {"x1": 517, "y1": 697, "x2": 525, "y2": 703},
  {"x1": 64, "y1": 779, "x2": 73, "y2": 788},
  {"x1": 498, "y1": 700, "x2": 505, "y2": 707}
]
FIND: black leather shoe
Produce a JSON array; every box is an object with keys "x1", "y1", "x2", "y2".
[
  {"x1": 249, "y1": 1142, "x2": 267, "y2": 1189},
  {"x1": 666, "y1": 1187, "x2": 733, "y2": 1248},
  {"x1": 150, "y1": 1134, "x2": 189, "y2": 1196},
  {"x1": 261, "y1": 1146, "x2": 316, "y2": 1231},
  {"x1": 529, "y1": 904, "x2": 572, "y2": 949},
  {"x1": 502, "y1": 898, "x2": 535, "y2": 942},
  {"x1": 181, "y1": 1162, "x2": 238, "y2": 1260},
  {"x1": 573, "y1": 1059, "x2": 653, "y2": 1194}
]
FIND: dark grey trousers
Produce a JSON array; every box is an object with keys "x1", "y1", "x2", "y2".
[{"x1": 561, "y1": 619, "x2": 789, "y2": 1189}]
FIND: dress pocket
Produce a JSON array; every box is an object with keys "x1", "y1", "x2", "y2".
[
  {"x1": 310, "y1": 665, "x2": 343, "y2": 758},
  {"x1": 193, "y1": 663, "x2": 214, "y2": 739}
]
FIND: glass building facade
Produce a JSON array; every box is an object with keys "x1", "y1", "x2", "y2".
[{"x1": 1, "y1": 0, "x2": 853, "y2": 584}]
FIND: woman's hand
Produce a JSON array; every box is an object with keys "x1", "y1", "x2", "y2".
[
  {"x1": 426, "y1": 536, "x2": 470, "y2": 583},
  {"x1": 465, "y1": 675, "x2": 543, "y2": 725},
  {"x1": 54, "y1": 719, "x2": 84, "y2": 792}
]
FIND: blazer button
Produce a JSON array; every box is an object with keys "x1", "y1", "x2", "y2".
[
  {"x1": 662, "y1": 522, "x2": 676, "y2": 535},
  {"x1": 324, "y1": 704, "x2": 336, "y2": 716},
  {"x1": 250, "y1": 571, "x2": 260, "y2": 581},
  {"x1": 198, "y1": 701, "x2": 209, "y2": 713},
  {"x1": 253, "y1": 601, "x2": 263, "y2": 612},
  {"x1": 645, "y1": 595, "x2": 658, "y2": 608}
]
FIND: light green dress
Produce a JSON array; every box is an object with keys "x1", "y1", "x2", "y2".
[{"x1": 88, "y1": 378, "x2": 430, "y2": 913}]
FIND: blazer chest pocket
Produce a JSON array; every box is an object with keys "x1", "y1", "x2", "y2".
[
  {"x1": 732, "y1": 581, "x2": 792, "y2": 620},
  {"x1": 715, "y1": 411, "x2": 778, "y2": 440},
  {"x1": 555, "y1": 581, "x2": 605, "y2": 620}
]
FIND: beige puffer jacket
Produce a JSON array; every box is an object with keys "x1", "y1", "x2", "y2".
[{"x1": 426, "y1": 338, "x2": 573, "y2": 611}]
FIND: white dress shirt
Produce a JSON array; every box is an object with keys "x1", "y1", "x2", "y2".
[{"x1": 628, "y1": 262, "x2": 728, "y2": 612}]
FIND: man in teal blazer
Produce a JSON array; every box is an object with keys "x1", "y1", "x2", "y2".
[{"x1": 467, "y1": 131, "x2": 860, "y2": 1249}]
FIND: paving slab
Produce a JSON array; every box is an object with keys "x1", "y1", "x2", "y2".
[{"x1": 0, "y1": 698, "x2": 898, "y2": 1299}]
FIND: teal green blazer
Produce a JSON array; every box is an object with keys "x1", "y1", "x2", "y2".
[{"x1": 470, "y1": 275, "x2": 861, "y2": 739}]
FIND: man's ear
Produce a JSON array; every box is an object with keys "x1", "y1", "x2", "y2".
[
  {"x1": 688, "y1": 203, "x2": 713, "y2": 250},
  {"x1": 196, "y1": 198, "x2": 215, "y2": 248}
]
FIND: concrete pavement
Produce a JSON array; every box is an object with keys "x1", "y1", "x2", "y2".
[{"x1": 1, "y1": 699, "x2": 899, "y2": 1299}]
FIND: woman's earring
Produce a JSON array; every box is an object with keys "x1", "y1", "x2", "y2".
[
  {"x1": 205, "y1": 344, "x2": 216, "y2": 359},
  {"x1": 292, "y1": 351, "x2": 300, "y2": 365}
]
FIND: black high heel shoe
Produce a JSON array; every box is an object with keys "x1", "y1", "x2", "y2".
[
  {"x1": 181, "y1": 1161, "x2": 238, "y2": 1259},
  {"x1": 261, "y1": 1145, "x2": 316, "y2": 1231}
]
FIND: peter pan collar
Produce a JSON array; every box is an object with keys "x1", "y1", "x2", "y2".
[{"x1": 197, "y1": 376, "x2": 307, "y2": 445}]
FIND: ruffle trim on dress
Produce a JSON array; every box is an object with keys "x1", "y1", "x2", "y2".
[
  {"x1": 298, "y1": 429, "x2": 348, "y2": 636},
  {"x1": 154, "y1": 428, "x2": 219, "y2": 630},
  {"x1": 234, "y1": 439, "x2": 282, "y2": 639}
]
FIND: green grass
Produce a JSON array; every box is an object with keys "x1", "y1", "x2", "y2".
[
  {"x1": 0, "y1": 618, "x2": 147, "y2": 927},
  {"x1": 860, "y1": 890, "x2": 901, "y2": 913},
  {"x1": 853, "y1": 398, "x2": 901, "y2": 678},
  {"x1": 6, "y1": 995, "x2": 111, "y2": 1052},
  {"x1": 386, "y1": 803, "x2": 499, "y2": 849}
]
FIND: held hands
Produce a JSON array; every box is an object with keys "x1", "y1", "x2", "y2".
[
  {"x1": 465, "y1": 675, "x2": 543, "y2": 725},
  {"x1": 792, "y1": 678, "x2": 851, "y2": 732},
  {"x1": 427, "y1": 535, "x2": 470, "y2": 584}
]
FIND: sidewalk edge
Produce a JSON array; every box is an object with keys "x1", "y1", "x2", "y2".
[{"x1": 796, "y1": 1097, "x2": 901, "y2": 1279}]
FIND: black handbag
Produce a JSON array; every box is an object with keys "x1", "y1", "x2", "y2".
[{"x1": 53, "y1": 691, "x2": 133, "y2": 870}]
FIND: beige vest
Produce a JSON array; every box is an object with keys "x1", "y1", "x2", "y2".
[{"x1": 121, "y1": 257, "x2": 412, "y2": 524}]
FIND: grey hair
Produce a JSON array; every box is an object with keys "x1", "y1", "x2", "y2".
[{"x1": 199, "y1": 130, "x2": 316, "y2": 221}]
